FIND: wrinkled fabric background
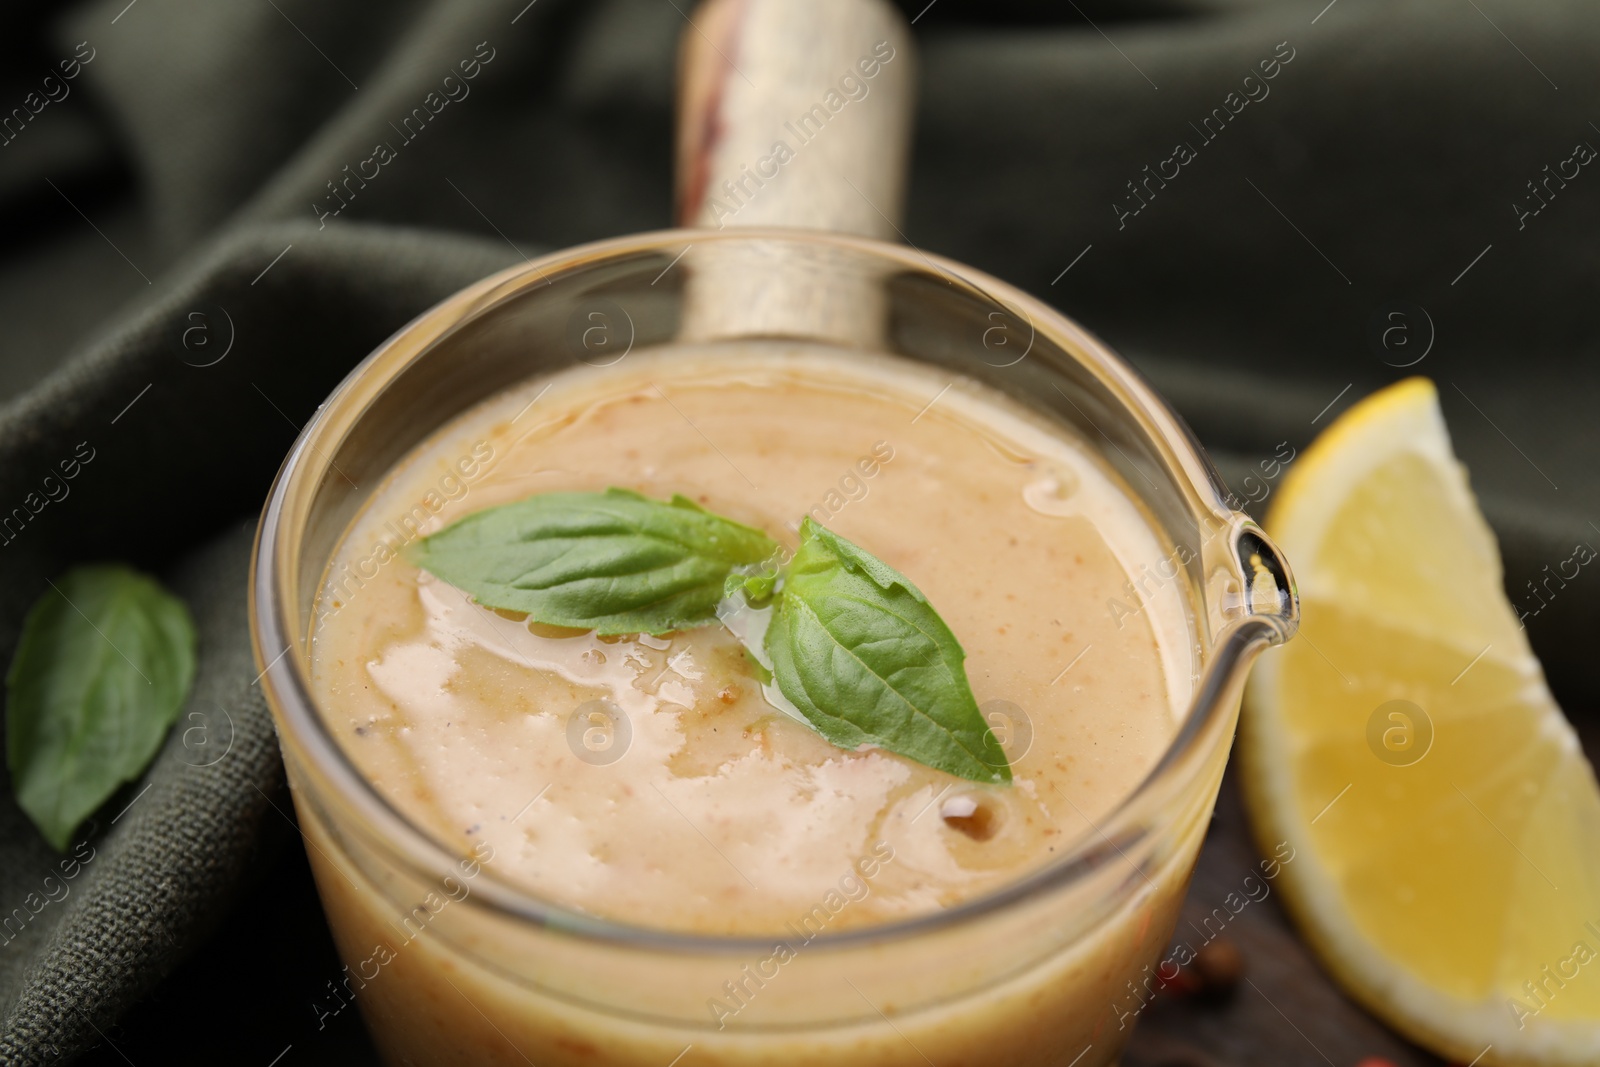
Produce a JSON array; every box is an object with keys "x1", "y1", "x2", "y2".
[{"x1": 0, "y1": 0, "x2": 1595, "y2": 1063}]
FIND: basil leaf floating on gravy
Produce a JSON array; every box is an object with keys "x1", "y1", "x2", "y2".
[
  {"x1": 411, "y1": 488, "x2": 779, "y2": 636},
  {"x1": 6, "y1": 565, "x2": 197, "y2": 850},
  {"x1": 764, "y1": 518, "x2": 1012, "y2": 784},
  {"x1": 415, "y1": 490, "x2": 1011, "y2": 783}
]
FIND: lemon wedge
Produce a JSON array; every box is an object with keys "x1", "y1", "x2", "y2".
[{"x1": 1241, "y1": 378, "x2": 1600, "y2": 1064}]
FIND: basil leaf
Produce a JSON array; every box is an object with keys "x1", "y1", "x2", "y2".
[
  {"x1": 411, "y1": 488, "x2": 779, "y2": 635},
  {"x1": 6, "y1": 565, "x2": 197, "y2": 850},
  {"x1": 765, "y1": 519, "x2": 1011, "y2": 783},
  {"x1": 724, "y1": 561, "x2": 781, "y2": 604}
]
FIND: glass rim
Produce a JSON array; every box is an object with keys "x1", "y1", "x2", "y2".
[{"x1": 249, "y1": 226, "x2": 1296, "y2": 956}]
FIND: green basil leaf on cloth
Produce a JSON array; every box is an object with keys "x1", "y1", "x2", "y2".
[{"x1": 7, "y1": 565, "x2": 196, "y2": 850}]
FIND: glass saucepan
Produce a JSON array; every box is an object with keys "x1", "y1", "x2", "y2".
[{"x1": 250, "y1": 224, "x2": 1296, "y2": 1067}]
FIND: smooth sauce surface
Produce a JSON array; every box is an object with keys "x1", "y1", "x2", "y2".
[{"x1": 310, "y1": 345, "x2": 1190, "y2": 934}]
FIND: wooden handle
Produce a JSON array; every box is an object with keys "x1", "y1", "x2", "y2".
[{"x1": 675, "y1": 0, "x2": 915, "y2": 238}]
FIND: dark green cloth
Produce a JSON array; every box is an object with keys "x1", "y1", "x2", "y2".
[{"x1": 0, "y1": 0, "x2": 1594, "y2": 1063}]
